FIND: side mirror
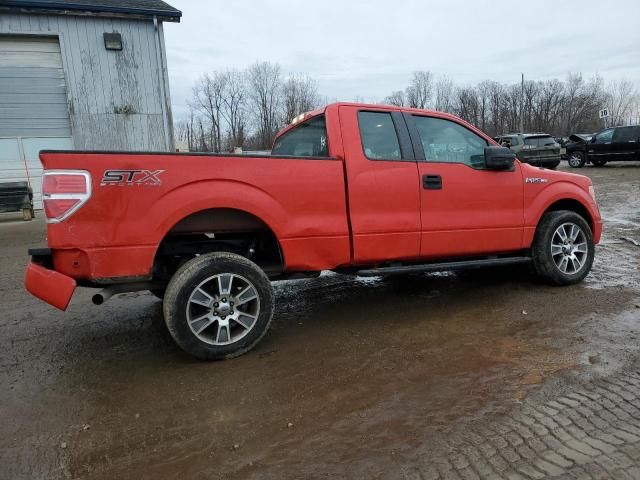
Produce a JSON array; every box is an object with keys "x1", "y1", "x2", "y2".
[
  {"x1": 590, "y1": 136, "x2": 597, "y2": 143},
  {"x1": 484, "y1": 146, "x2": 516, "y2": 170}
]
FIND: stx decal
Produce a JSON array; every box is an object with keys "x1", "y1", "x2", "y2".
[{"x1": 101, "y1": 170, "x2": 164, "y2": 186}]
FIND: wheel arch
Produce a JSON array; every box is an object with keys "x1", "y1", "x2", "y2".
[
  {"x1": 153, "y1": 206, "x2": 286, "y2": 279},
  {"x1": 540, "y1": 198, "x2": 594, "y2": 233},
  {"x1": 524, "y1": 183, "x2": 597, "y2": 247}
]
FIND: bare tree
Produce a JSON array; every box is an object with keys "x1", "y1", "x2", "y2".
[
  {"x1": 434, "y1": 75, "x2": 454, "y2": 113},
  {"x1": 191, "y1": 72, "x2": 228, "y2": 152},
  {"x1": 606, "y1": 79, "x2": 638, "y2": 127},
  {"x1": 383, "y1": 90, "x2": 406, "y2": 107},
  {"x1": 406, "y1": 71, "x2": 433, "y2": 109},
  {"x1": 247, "y1": 61, "x2": 282, "y2": 149},
  {"x1": 281, "y1": 74, "x2": 320, "y2": 125},
  {"x1": 174, "y1": 108, "x2": 197, "y2": 151},
  {"x1": 219, "y1": 70, "x2": 247, "y2": 150}
]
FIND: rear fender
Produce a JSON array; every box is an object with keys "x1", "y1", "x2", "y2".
[{"x1": 151, "y1": 179, "x2": 286, "y2": 244}]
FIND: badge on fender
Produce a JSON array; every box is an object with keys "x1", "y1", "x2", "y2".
[
  {"x1": 100, "y1": 170, "x2": 164, "y2": 186},
  {"x1": 525, "y1": 177, "x2": 549, "y2": 184}
]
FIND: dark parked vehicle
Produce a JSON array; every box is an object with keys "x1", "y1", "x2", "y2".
[
  {"x1": 566, "y1": 125, "x2": 640, "y2": 168},
  {"x1": 0, "y1": 181, "x2": 33, "y2": 220},
  {"x1": 496, "y1": 133, "x2": 561, "y2": 169}
]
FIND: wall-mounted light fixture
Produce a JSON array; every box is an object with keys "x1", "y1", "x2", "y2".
[{"x1": 103, "y1": 32, "x2": 123, "y2": 51}]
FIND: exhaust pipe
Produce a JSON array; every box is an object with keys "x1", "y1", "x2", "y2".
[
  {"x1": 92, "y1": 282, "x2": 163, "y2": 305},
  {"x1": 92, "y1": 289, "x2": 114, "y2": 305}
]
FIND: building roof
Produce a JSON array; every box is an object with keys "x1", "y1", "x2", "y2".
[{"x1": 1, "y1": 0, "x2": 182, "y2": 21}]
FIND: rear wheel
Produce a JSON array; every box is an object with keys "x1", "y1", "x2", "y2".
[
  {"x1": 163, "y1": 252, "x2": 274, "y2": 360},
  {"x1": 592, "y1": 159, "x2": 607, "y2": 167},
  {"x1": 531, "y1": 210, "x2": 594, "y2": 285},
  {"x1": 567, "y1": 151, "x2": 586, "y2": 168}
]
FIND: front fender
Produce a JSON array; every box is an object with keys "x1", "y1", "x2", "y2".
[{"x1": 524, "y1": 181, "x2": 601, "y2": 245}]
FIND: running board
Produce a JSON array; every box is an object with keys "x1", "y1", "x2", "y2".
[{"x1": 356, "y1": 257, "x2": 531, "y2": 277}]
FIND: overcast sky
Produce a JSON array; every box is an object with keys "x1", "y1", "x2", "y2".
[{"x1": 164, "y1": 0, "x2": 640, "y2": 119}]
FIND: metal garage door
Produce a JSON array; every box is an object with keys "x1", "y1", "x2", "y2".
[{"x1": 0, "y1": 35, "x2": 73, "y2": 210}]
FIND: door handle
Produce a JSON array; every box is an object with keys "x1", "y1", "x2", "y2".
[{"x1": 423, "y1": 174, "x2": 442, "y2": 190}]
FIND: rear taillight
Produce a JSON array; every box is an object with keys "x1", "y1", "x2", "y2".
[{"x1": 42, "y1": 170, "x2": 92, "y2": 223}]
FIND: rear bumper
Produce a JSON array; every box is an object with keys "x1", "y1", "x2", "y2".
[{"x1": 25, "y1": 256, "x2": 76, "y2": 311}]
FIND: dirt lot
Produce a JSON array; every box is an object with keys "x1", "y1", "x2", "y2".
[{"x1": 1, "y1": 163, "x2": 639, "y2": 480}]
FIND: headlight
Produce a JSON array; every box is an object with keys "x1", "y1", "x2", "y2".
[{"x1": 588, "y1": 185, "x2": 596, "y2": 202}]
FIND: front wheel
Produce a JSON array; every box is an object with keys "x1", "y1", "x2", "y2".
[
  {"x1": 531, "y1": 211, "x2": 594, "y2": 285},
  {"x1": 567, "y1": 151, "x2": 586, "y2": 168},
  {"x1": 163, "y1": 252, "x2": 274, "y2": 360}
]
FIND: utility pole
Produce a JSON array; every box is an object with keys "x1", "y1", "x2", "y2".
[{"x1": 519, "y1": 73, "x2": 524, "y2": 133}]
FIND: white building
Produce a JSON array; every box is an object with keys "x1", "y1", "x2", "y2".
[{"x1": 0, "y1": 0, "x2": 181, "y2": 207}]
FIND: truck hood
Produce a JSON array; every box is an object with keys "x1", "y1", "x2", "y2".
[{"x1": 568, "y1": 134, "x2": 588, "y2": 144}]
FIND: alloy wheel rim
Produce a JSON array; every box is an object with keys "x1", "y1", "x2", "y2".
[
  {"x1": 186, "y1": 273, "x2": 260, "y2": 345},
  {"x1": 568, "y1": 153, "x2": 582, "y2": 167},
  {"x1": 550, "y1": 222, "x2": 588, "y2": 274}
]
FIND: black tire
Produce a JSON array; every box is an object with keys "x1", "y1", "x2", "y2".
[
  {"x1": 592, "y1": 159, "x2": 607, "y2": 167},
  {"x1": 531, "y1": 210, "x2": 595, "y2": 285},
  {"x1": 163, "y1": 252, "x2": 274, "y2": 360},
  {"x1": 567, "y1": 151, "x2": 586, "y2": 168},
  {"x1": 547, "y1": 161, "x2": 560, "y2": 170}
]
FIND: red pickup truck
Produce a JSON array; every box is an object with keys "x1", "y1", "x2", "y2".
[{"x1": 26, "y1": 103, "x2": 602, "y2": 359}]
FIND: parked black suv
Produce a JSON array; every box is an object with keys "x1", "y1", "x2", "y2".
[{"x1": 566, "y1": 125, "x2": 640, "y2": 168}]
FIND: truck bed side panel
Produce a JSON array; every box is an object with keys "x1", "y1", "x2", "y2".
[{"x1": 40, "y1": 152, "x2": 351, "y2": 278}]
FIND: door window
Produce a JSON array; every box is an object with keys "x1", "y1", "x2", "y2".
[
  {"x1": 412, "y1": 116, "x2": 488, "y2": 168},
  {"x1": 272, "y1": 115, "x2": 328, "y2": 157},
  {"x1": 358, "y1": 111, "x2": 402, "y2": 160},
  {"x1": 593, "y1": 128, "x2": 614, "y2": 143},
  {"x1": 613, "y1": 126, "x2": 639, "y2": 143}
]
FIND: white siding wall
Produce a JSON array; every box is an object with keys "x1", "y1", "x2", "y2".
[{"x1": 0, "y1": 12, "x2": 174, "y2": 151}]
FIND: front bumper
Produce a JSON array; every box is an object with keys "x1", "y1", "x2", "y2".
[{"x1": 25, "y1": 250, "x2": 76, "y2": 310}]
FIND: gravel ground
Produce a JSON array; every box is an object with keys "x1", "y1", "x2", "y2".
[{"x1": 1, "y1": 163, "x2": 639, "y2": 480}]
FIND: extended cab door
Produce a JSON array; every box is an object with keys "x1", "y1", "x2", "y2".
[
  {"x1": 611, "y1": 126, "x2": 640, "y2": 162},
  {"x1": 405, "y1": 113, "x2": 524, "y2": 258},
  {"x1": 339, "y1": 106, "x2": 421, "y2": 263}
]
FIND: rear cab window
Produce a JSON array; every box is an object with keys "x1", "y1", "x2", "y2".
[
  {"x1": 272, "y1": 115, "x2": 328, "y2": 157},
  {"x1": 358, "y1": 111, "x2": 402, "y2": 160}
]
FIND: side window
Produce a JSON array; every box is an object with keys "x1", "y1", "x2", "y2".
[
  {"x1": 271, "y1": 115, "x2": 328, "y2": 157},
  {"x1": 412, "y1": 115, "x2": 488, "y2": 168},
  {"x1": 613, "y1": 127, "x2": 638, "y2": 143},
  {"x1": 358, "y1": 111, "x2": 402, "y2": 160},
  {"x1": 593, "y1": 128, "x2": 614, "y2": 144}
]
